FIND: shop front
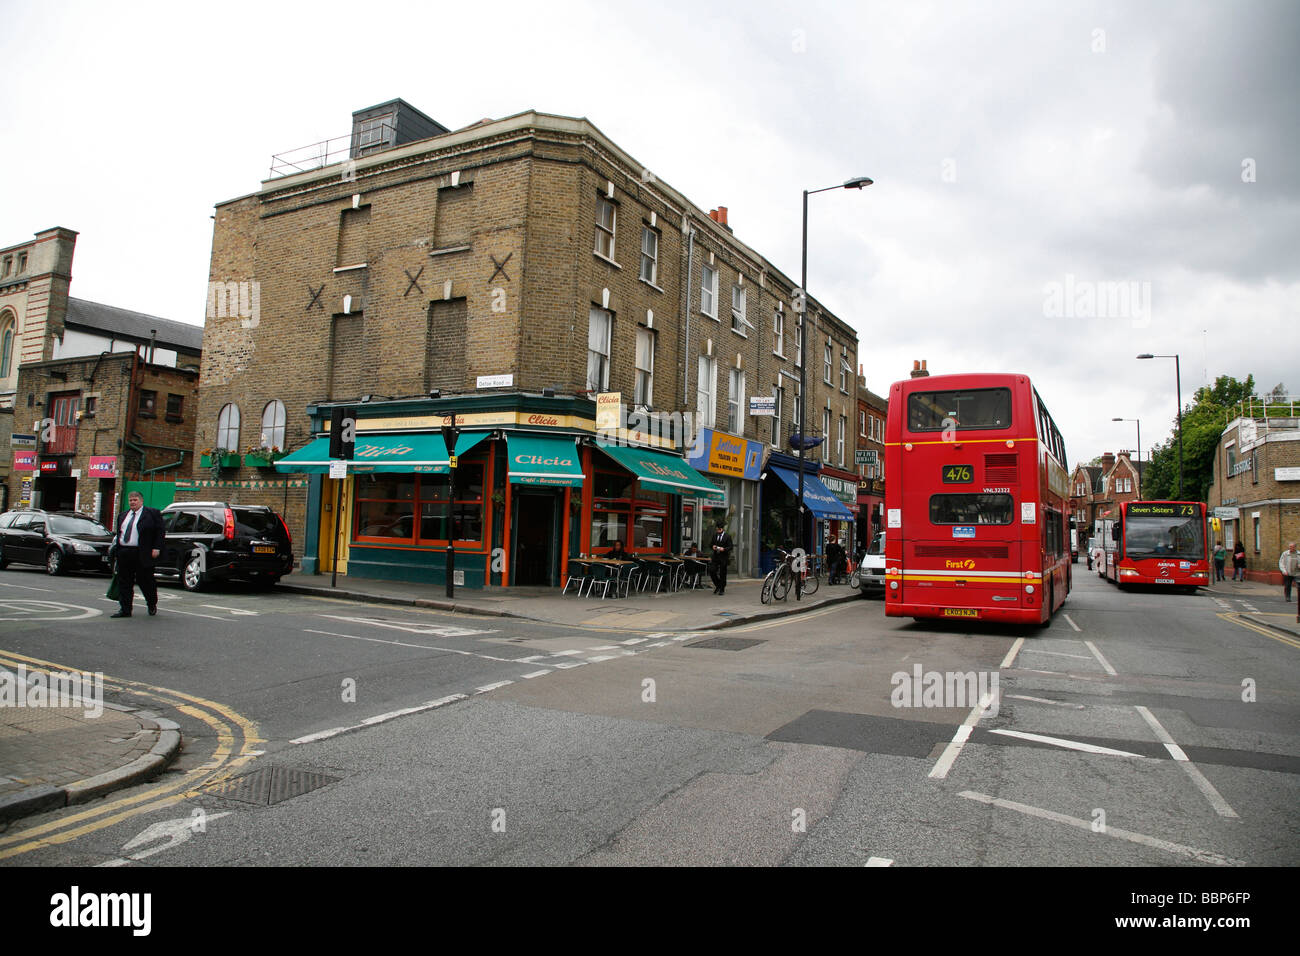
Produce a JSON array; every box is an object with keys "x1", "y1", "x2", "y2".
[
  {"x1": 276, "y1": 393, "x2": 721, "y2": 588},
  {"x1": 758, "y1": 451, "x2": 855, "y2": 573},
  {"x1": 685, "y1": 428, "x2": 765, "y2": 577},
  {"x1": 856, "y1": 477, "x2": 884, "y2": 552},
  {"x1": 818, "y1": 465, "x2": 861, "y2": 560}
]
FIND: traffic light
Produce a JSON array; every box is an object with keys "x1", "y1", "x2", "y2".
[{"x1": 329, "y1": 406, "x2": 356, "y2": 460}]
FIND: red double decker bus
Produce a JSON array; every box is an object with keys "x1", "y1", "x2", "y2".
[
  {"x1": 1102, "y1": 501, "x2": 1209, "y2": 591},
  {"x1": 884, "y1": 372, "x2": 1071, "y2": 625}
]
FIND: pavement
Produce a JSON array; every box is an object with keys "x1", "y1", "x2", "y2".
[{"x1": 0, "y1": 568, "x2": 863, "y2": 826}]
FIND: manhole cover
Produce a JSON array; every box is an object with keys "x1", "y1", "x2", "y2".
[
  {"x1": 687, "y1": 637, "x2": 765, "y2": 651},
  {"x1": 206, "y1": 767, "x2": 340, "y2": 806}
]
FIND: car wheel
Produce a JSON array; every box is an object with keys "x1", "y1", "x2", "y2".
[
  {"x1": 182, "y1": 555, "x2": 206, "y2": 592},
  {"x1": 46, "y1": 548, "x2": 65, "y2": 576}
]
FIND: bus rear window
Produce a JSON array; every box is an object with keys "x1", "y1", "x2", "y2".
[
  {"x1": 907, "y1": 388, "x2": 1012, "y2": 431},
  {"x1": 929, "y1": 494, "x2": 1014, "y2": 525}
]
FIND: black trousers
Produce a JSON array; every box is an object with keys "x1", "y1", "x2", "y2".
[
  {"x1": 116, "y1": 547, "x2": 158, "y2": 612},
  {"x1": 709, "y1": 559, "x2": 728, "y2": 593}
]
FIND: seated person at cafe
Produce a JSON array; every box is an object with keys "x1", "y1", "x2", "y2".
[{"x1": 606, "y1": 540, "x2": 629, "y2": 559}]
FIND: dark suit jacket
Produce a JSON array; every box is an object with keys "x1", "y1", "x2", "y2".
[
  {"x1": 116, "y1": 506, "x2": 166, "y2": 567},
  {"x1": 709, "y1": 530, "x2": 733, "y2": 564}
]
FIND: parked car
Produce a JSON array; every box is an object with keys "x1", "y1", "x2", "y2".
[
  {"x1": 858, "y1": 531, "x2": 886, "y2": 598},
  {"x1": 156, "y1": 501, "x2": 294, "y2": 591},
  {"x1": 0, "y1": 509, "x2": 114, "y2": 575}
]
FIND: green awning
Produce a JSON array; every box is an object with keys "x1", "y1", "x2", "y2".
[
  {"x1": 508, "y1": 434, "x2": 584, "y2": 487},
  {"x1": 597, "y1": 444, "x2": 725, "y2": 501},
  {"x1": 276, "y1": 432, "x2": 489, "y2": 475}
]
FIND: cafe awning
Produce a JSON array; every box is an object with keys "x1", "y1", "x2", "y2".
[
  {"x1": 276, "y1": 432, "x2": 490, "y2": 474},
  {"x1": 768, "y1": 465, "x2": 855, "y2": 520},
  {"x1": 507, "y1": 434, "x2": 584, "y2": 487},
  {"x1": 598, "y1": 444, "x2": 725, "y2": 502}
]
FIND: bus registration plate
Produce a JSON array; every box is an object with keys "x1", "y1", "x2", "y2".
[
  {"x1": 942, "y1": 608, "x2": 979, "y2": 618},
  {"x1": 1153, "y1": 578, "x2": 1174, "y2": 584}
]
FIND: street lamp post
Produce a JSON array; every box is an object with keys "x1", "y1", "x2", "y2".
[
  {"x1": 797, "y1": 177, "x2": 872, "y2": 556},
  {"x1": 1136, "y1": 354, "x2": 1182, "y2": 498},
  {"x1": 441, "y1": 414, "x2": 459, "y2": 598},
  {"x1": 1111, "y1": 417, "x2": 1142, "y2": 498}
]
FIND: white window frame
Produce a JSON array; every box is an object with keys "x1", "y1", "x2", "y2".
[
  {"x1": 773, "y1": 384, "x2": 784, "y2": 446},
  {"x1": 216, "y1": 403, "x2": 241, "y2": 451},
  {"x1": 824, "y1": 341, "x2": 833, "y2": 385},
  {"x1": 697, "y1": 355, "x2": 717, "y2": 428},
  {"x1": 840, "y1": 348, "x2": 852, "y2": 392},
  {"x1": 773, "y1": 309, "x2": 785, "y2": 357},
  {"x1": 727, "y1": 367, "x2": 745, "y2": 433},
  {"x1": 635, "y1": 327, "x2": 655, "y2": 406},
  {"x1": 587, "y1": 306, "x2": 612, "y2": 391},
  {"x1": 260, "y1": 399, "x2": 286, "y2": 450},
  {"x1": 595, "y1": 195, "x2": 617, "y2": 260},
  {"x1": 838, "y1": 415, "x2": 846, "y2": 466},
  {"x1": 701, "y1": 265, "x2": 718, "y2": 319},
  {"x1": 731, "y1": 284, "x2": 750, "y2": 335},
  {"x1": 639, "y1": 226, "x2": 658, "y2": 285}
]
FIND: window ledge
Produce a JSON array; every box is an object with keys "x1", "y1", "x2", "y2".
[
  {"x1": 593, "y1": 252, "x2": 622, "y2": 269},
  {"x1": 702, "y1": 312, "x2": 719, "y2": 322},
  {"x1": 731, "y1": 328, "x2": 748, "y2": 339},
  {"x1": 638, "y1": 278, "x2": 664, "y2": 293},
  {"x1": 429, "y1": 245, "x2": 471, "y2": 257},
  {"x1": 773, "y1": 351, "x2": 786, "y2": 360},
  {"x1": 333, "y1": 263, "x2": 368, "y2": 273}
]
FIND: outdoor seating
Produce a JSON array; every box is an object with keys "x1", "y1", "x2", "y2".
[{"x1": 563, "y1": 558, "x2": 592, "y2": 596}]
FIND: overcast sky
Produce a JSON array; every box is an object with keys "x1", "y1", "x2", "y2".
[{"x1": 2, "y1": 0, "x2": 1294, "y2": 468}]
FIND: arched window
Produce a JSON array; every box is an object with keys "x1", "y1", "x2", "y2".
[
  {"x1": 0, "y1": 313, "x2": 15, "y2": 378},
  {"x1": 216, "y1": 403, "x2": 240, "y2": 451},
  {"x1": 261, "y1": 399, "x2": 286, "y2": 450}
]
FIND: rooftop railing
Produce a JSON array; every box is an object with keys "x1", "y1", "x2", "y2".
[{"x1": 268, "y1": 122, "x2": 397, "y2": 179}]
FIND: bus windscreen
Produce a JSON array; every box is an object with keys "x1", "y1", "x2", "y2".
[{"x1": 1124, "y1": 514, "x2": 1205, "y2": 560}]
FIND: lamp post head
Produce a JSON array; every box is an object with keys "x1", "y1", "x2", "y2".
[
  {"x1": 1136, "y1": 353, "x2": 1154, "y2": 360},
  {"x1": 844, "y1": 177, "x2": 873, "y2": 189}
]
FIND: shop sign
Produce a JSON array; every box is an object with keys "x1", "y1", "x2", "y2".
[
  {"x1": 40, "y1": 460, "x2": 61, "y2": 474},
  {"x1": 854, "y1": 449, "x2": 877, "y2": 465},
  {"x1": 10, "y1": 433, "x2": 36, "y2": 449},
  {"x1": 686, "y1": 428, "x2": 762, "y2": 480},
  {"x1": 819, "y1": 473, "x2": 859, "y2": 506},
  {"x1": 1275, "y1": 467, "x2": 1300, "y2": 482},
  {"x1": 1213, "y1": 506, "x2": 1239, "y2": 519},
  {"x1": 13, "y1": 451, "x2": 37, "y2": 472},
  {"x1": 88, "y1": 455, "x2": 118, "y2": 478},
  {"x1": 596, "y1": 392, "x2": 622, "y2": 431},
  {"x1": 19, "y1": 478, "x2": 32, "y2": 508},
  {"x1": 748, "y1": 396, "x2": 775, "y2": 417},
  {"x1": 1229, "y1": 458, "x2": 1252, "y2": 477}
]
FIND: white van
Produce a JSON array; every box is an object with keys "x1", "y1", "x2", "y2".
[{"x1": 857, "y1": 531, "x2": 886, "y2": 598}]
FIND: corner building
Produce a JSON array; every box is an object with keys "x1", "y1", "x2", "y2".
[{"x1": 194, "y1": 103, "x2": 859, "y2": 587}]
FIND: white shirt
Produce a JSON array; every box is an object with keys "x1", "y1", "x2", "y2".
[{"x1": 120, "y1": 508, "x2": 142, "y2": 547}]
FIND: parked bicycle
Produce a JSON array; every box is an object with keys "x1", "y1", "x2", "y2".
[{"x1": 760, "y1": 548, "x2": 820, "y2": 603}]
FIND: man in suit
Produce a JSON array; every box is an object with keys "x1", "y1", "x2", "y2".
[
  {"x1": 708, "y1": 518, "x2": 734, "y2": 596},
  {"x1": 112, "y1": 491, "x2": 165, "y2": 618}
]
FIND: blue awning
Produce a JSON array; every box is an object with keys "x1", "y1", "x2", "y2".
[{"x1": 768, "y1": 465, "x2": 854, "y2": 520}]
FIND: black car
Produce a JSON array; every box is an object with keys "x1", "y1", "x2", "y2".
[
  {"x1": 0, "y1": 509, "x2": 114, "y2": 575},
  {"x1": 156, "y1": 501, "x2": 294, "y2": 591}
]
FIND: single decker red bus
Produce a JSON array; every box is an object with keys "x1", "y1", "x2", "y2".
[
  {"x1": 1102, "y1": 500, "x2": 1209, "y2": 592},
  {"x1": 884, "y1": 372, "x2": 1071, "y2": 625}
]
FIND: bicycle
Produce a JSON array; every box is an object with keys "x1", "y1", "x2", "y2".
[
  {"x1": 760, "y1": 549, "x2": 796, "y2": 604},
  {"x1": 801, "y1": 554, "x2": 820, "y2": 596}
]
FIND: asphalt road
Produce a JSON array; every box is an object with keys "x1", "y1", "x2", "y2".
[{"x1": 0, "y1": 564, "x2": 1296, "y2": 868}]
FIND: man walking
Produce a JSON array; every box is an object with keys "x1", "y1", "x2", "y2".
[
  {"x1": 708, "y1": 518, "x2": 734, "y2": 596},
  {"x1": 112, "y1": 491, "x2": 165, "y2": 618},
  {"x1": 1280, "y1": 542, "x2": 1300, "y2": 603}
]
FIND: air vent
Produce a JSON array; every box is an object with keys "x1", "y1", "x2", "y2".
[
  {"x1": 984, "y1": 453, "x2": 1018, "y2": 483},
  {"x1": 915, "y1": 544, "x2": 1010, "y2": 559}
]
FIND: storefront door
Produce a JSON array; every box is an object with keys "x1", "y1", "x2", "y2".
[{"x1": 513, "y1": 489, "x2": 560, "y2": 586}]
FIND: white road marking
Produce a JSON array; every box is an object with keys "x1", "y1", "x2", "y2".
[
  {"x1": 1020, "y1": 649, "x2": 1093, "y2": 661},
  {"x1": 474, "y1": 680, "x2": 513, "y2": 694},
  {"x1": 520, "y1": 670, "x2": 551, "y2": 679},
  {"x1": 515, "y1": 655, "x2": 545, "y2": 662},
  {"x1": 621, "y1": 637, "x2": 647, "y2": 645},
  {"x1": 588, "y1": 655, "x2": 617, "y2": 662},
  {"x1": 302, "y1": 628, "x2": 520, "y2": 663},
  {"x1": 865, "y1": 857, "x2": 894, "y2": 866},
  {"x1": 552, "y1": 661, "x2": 587, "y2": 669},
  {"x1": 989, "y1": 728, "x2": 1146, "y2": 758},
  {"x1": 1134, "y1": 705, "x2": 1238, "y2": 818},
  {"x1": 0, "y1": 581, "x2": 53, "y2": 592},
  {"x1": 1063, "y1": 613, "x2": 1082, "y2": 632},
  {"x1": 998, "y1": 637, "x2": 1025, "y2": 669},
  {"x1": 146, "y1": 605, "x2": 239, "y2": 622},
  {"x1": 98, "y1": 812, "x2": 232, "y2": 866},
  {"x1": 648, "y1": 641, "x2": 669, "y2": 647},
  {"x1": 552, "y1": 649, "x2": 584, "y2": 656},
  {"x1": 1083, "y1": 640, "x2": 1117, "y2": 675},
  {"x1": 958, "y1": 791, "x2": 1244, "y2": 866},
  {"x1": 1005, "y1": 694, "x2": 1085, "y2": 709},
  {"x1": 290, "y1": 694, "x2": 466, "y2": 744},
  {"x1": 200, "y1": 604, "x2": 259, "y2": 616},
  {"x1": 316, "y1": 613, "x2": 495, "y2": 638},
  {"x1": 929, "y1": 690, "x2": 999, "y2": 779}
]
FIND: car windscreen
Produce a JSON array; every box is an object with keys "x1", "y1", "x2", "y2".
[
  {"x1": 233, "y1": 509, "x2": 281, "y2": 538},
  {"x1": 868, "y1": 533, "x2": 885, "y2": 555},
  {"x1": 48, "y1": 516, "x2": 110, "y2": 536}
]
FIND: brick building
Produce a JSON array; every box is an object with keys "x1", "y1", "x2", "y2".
[
  {"x1": 855, "y1": 372, "x2": 887, "y2": 549},
  {"x1": 1070, "y1": 451, "x2": 1144, "y2": 543},
  {"x1": 195, "y1": 102, "x2": 859, "y2": 586},
  {"x1": 1207, "y1": 408, "x2": 1300, "y2": 582}
]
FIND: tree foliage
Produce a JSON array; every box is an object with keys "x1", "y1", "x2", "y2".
[{"x1": 1143, "y1": 374, "x2": 1255, "y2": 502}]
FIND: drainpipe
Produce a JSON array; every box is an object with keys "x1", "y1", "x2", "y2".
[{"x1": 682, "y1": 221, "x2": 694, "y2": 408}]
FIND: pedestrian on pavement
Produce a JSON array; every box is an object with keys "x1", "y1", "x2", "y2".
[
  {"x1": 1279, "y1": 542, "x2": 1300, "y2": 603},
  {"x1": 606, "y1": 539, "x2": 629, "y2": 560},
  {"x1": 1212, "y1": 541, "x2": 1227, "y2": 582},
  {"x1": 1232, "y1": 540, "x2": 1247, "y2": 581},
  {"x1": 111, "y1": 491, "x2": 165, "y2": 618},
  {"x1": 708, "y1": 518, "x2": 733, "y2": 596}
]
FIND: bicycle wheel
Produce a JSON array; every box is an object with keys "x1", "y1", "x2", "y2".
[
  {"x1": 803, "y1": 569, "x2": 820, "y2": 596},
  {"x1": 773, "y1": 565, "x2": 792, "y2": 601},
  {"x1": 760, "y1": 572, "x2": 775, "y2": 604}
]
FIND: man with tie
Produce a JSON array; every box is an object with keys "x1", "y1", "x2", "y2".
[
  {"x1": 112, "y1": 491, "x2": 166, "y2": 618},
  {"x1": 708, "y1": 517, "x2": 734, "y2": 596}
]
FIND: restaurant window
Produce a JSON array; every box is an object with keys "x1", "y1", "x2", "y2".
[
  {"x1": 591, "y1": 469, "x2": 669, "y2": 553},
  {"x1": 353, "y1": 461, "x2": 487, "y2": 546}
]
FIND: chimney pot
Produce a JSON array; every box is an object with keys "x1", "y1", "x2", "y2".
[{"x1": 718, "y1": 206, "x2": 728, "y2": 225}]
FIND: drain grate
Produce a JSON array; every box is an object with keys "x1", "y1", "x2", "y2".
[
  {"x1": 206, "y1": 767, "x2": 340, "y2": 806},
  {"x1": 687, "y1": 636, "x2": 765, "y2": 651}
]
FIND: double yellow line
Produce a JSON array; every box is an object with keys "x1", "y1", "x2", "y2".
[
  {"x1": 1218, "y1": 612, "x2": 1300, "y2": 650},
  {"x1": 0, "y1": 648, "x2": 262, "y2": 861}
]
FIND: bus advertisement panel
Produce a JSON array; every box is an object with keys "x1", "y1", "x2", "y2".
[
  {"x1": 1104, "y1": 501, "x2": 1209, "y2": 590},
  {"x1": 884, "y1": 372, "x2": 1071, "y2": 624}
]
